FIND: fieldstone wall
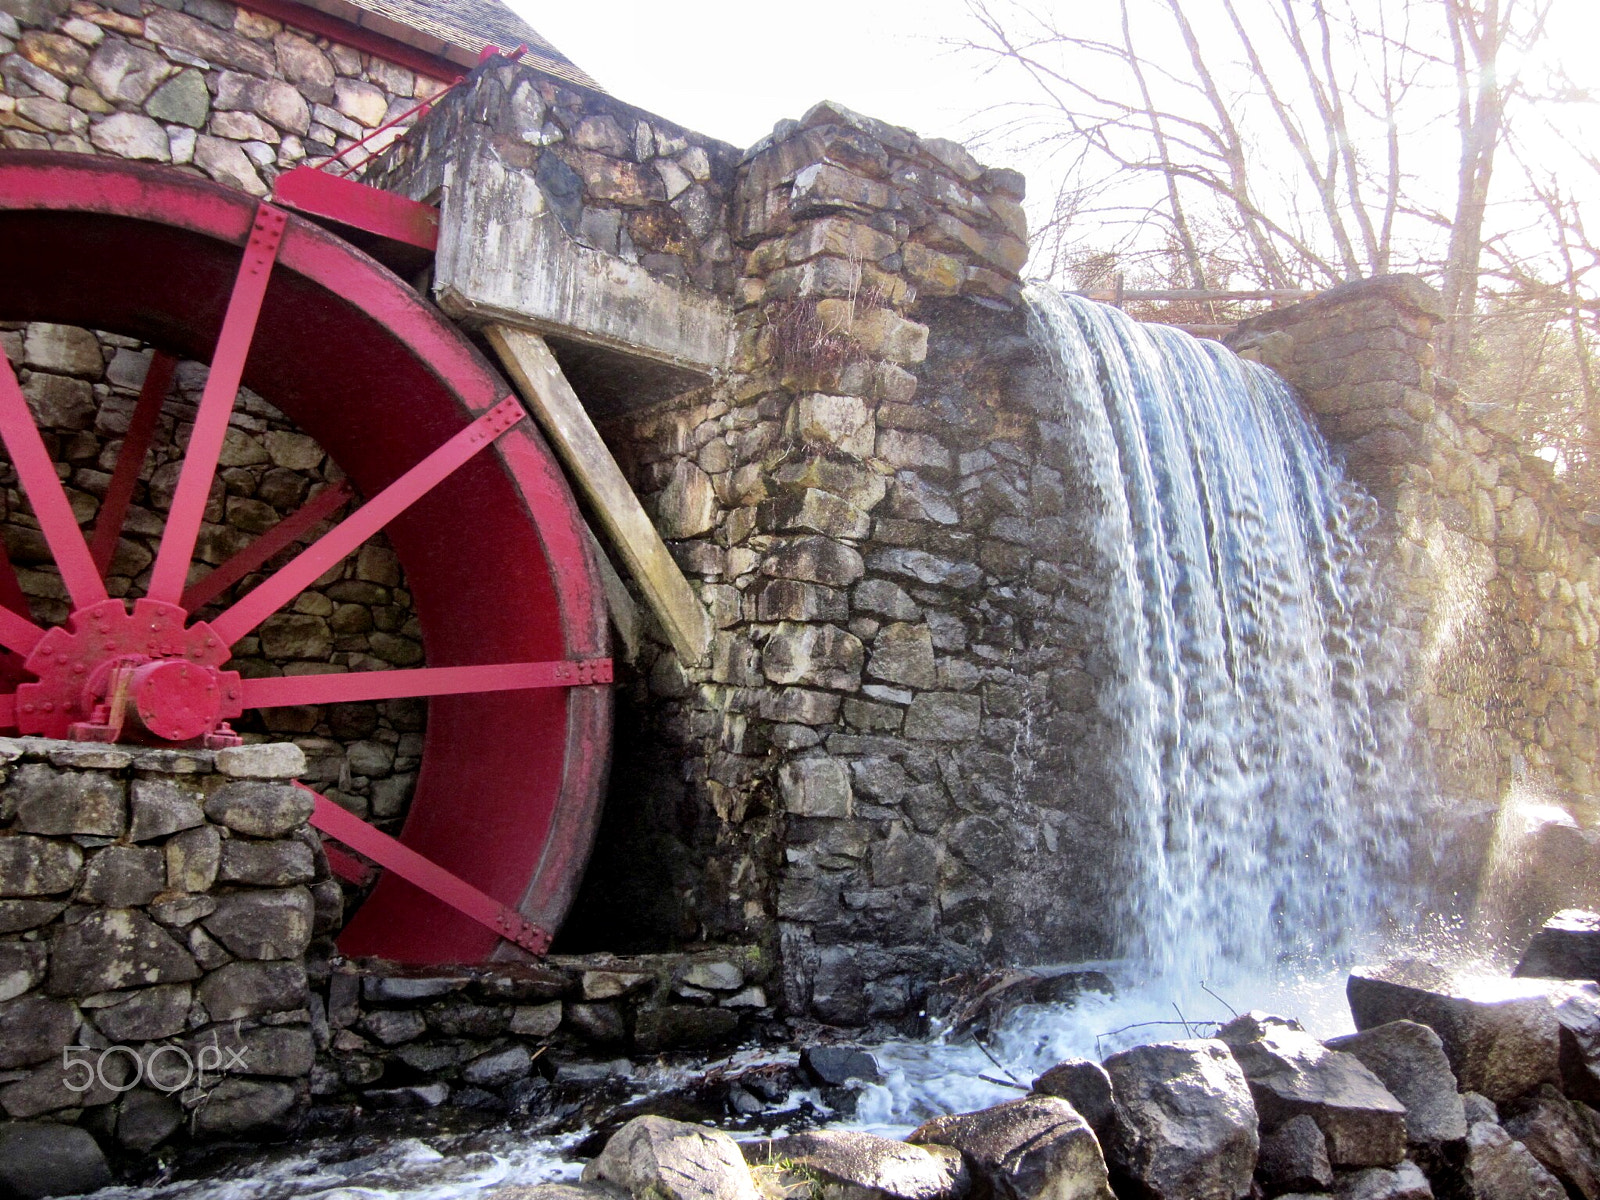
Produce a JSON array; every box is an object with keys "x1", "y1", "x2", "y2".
[
  {"x1": 564, "y1": 102, "x2": 1133, "y2": 1024},
  {"x1": 0, "y1": 0, "x2": 446, "y2": 193},
  {"x1": 0, "y1": 737, "x2": 332, "y2": 1157},
  {"x1": 1231, "y1": 277, "x2": 1600, "y2": 803},
  {"x1": 307, "y1": 947, "x2": 768, "y2": 1119}
]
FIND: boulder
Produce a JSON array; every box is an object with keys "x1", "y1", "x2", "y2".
[
  {"x1": 0, "y1": 1122, "x2": 111, "y2": 1199},
  {"x1": 1220, "y1": 1013, "x2": 1405, "y2": 1167},
  {"x1": 1500, "y1": 1084, "x2": 1600, "y2": 1199},
  {"x1": 1459, "y1": 1122, "x2": 1565, "y2": 1199},
  {"x1": 748, "y1": 1131, "x2": 969, "y2": 1200},
  {"x1": 1334, "y1": 1161, "x2": 1432, "y2": 1199},
  {"x1": 908, "y1": 1095, "x2": 1114, "y2": 1200},
  {"x1": 1551, "y1": 982, "x2": 1600, "y2": 1106},
  {"x1": 1347, "y1": 961, "x2": 1560, "y2": 1103},
  {"x1": 1033, "y1": 1059, "x2": 1115, "y2": 1138},
  {"x1": 1257, "y1": 1114, "x2": 1334, "y2": 1193},
  {"x1": 1515, "y1": 910, "x2": 1600, "y2": 982},
  {"x1": 1461, "y1": 1093, "x2": 1499, "y2": 1127},
  {"x1": 1325, "y1": 1021, "x2": 1468, "y2": 1144},
  {"x1": 583, "y1": 1116, "x2": 761, "y2": 1200},
  {"x1": 802, "y1": 1046, "x2": 885, "y2": 1086},
  {"x1": 1100, "y1": 1039, "x2": 1258, "y2": 1200}
]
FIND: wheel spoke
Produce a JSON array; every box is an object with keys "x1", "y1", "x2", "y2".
[
  {"x1": 239, "y1": 657, "x2": 612, "y2": 708},
  {"x1": 89, "y1": 350, "x2": 176, "y2": 578},
  {"x1": 207, "y1": 395, "x2": 525, "y2": 648},
  {"x1": 147, "y1": 204, "x2": 288, "y2": 604},
  {"x1": 0, "y1": 348, "x2": 107, "y2": 612},
  {"x1": 181, "y1": 480, "x2": 352, "y2": 613},
  {"x1": 0, "y1": 535, "x2": 31, "y2": 620}
]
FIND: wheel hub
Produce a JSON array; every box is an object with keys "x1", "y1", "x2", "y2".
[{"x1": 15, "y1": 598, "x2": 243, "y2": 745}]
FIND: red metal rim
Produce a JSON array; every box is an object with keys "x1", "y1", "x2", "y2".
[{"x1": 0, "y1": 151, "x2": 611, "y2": 961}]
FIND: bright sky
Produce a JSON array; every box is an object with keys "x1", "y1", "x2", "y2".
[{"x1": 509, "y1": 0, "x2": 995, "y2": 151}]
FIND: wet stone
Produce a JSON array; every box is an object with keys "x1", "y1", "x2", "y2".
[
  {"x1": 1032, "y1": 1058, "x2": 1114, "y2": 1137},
  {"x1": 0, "y1": 1122, "x2": 111, "y2": 1199},
  {"x1": 192, "y1": 1077, "x2": 297, "y2": 1136},
  {"x1": 1220, "y1": 1012, "x2": 1406, "y2": 1168},
  {"x1": 802, "y1": 1045, "x2": 884, "y2": 1086},
  {"x1": 1518, "y1": 909, "x2": 1600, "y2": 982},
  {"x1": 463, "y1": 1045, "x2": 533, "y2": 1086},
  {"x1": 362, "y1": 1008, "x2": 427, "y2": 1045},
  {"x1": 1325, "y1": 1019, "x2": 1467, "y2": 1145},
  {"x1": 584, "y1": 1115, "x2": 760, "y2": 1200},
  {"x1": 1102, "y1": 1039, "x2": 1259, "y2": 1200},
  {"x1": 747, "y1": 1131, "x2": 968, "y2": 1200},
  {"x1": 117, "y1": 1089, "x2": 183, "y2": 1152},
  {"x1": 1257, "y1": 1114, "x2": 1334, "y2": 1193},
  {"x1": 633, "y1": 1005, "x2": 740, "y2": 1053},
  {"x1": 909, "y1": 1095, "x2": 1114, "y2": 1200}
]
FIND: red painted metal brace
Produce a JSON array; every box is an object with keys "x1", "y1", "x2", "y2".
[
  {"x1": 299, "y1": 783, "x2": 553, "y2": 955},
  {"x1": 0, "y1": 353, "x2": 107, "y2": 616},
  {"x1": 273, "y1": 169, "x2": 439, "y2": 252},
  {"x1": 89, "y1": 350, "x2": 176, "y2": 578},
  {"x1": 148, "y1": 204, "x2": 287, "y2": 606},
  {"x1": 240, "y1": 657, "x2": 611, "y2": 707},
  {"x1": 208, "y1": 395, "x2": 525, "y2": 648},
  {"x1": 181, "y1": 480, "x2": 353, "y2": 613}
]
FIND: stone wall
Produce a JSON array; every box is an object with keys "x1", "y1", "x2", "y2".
[
  {"x1": 0, "y1": 737, "x2": 331, "y2": 1157},
  {"x1": 1231, "y1": 277, "x2": 1600, "y2": 804},
  {"x1": 307, "y1": 947, "x2": 768, "y2": 1118},
  {"x1": 0, "y1": 0, "x2": 445, "y2": 194},
  {"x1": 562, "y1": 102, "x2": 1134, "y2": 1023}
]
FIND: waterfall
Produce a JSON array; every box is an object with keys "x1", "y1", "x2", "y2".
[{"x1": 1028, "y1": 288, "x2": 1421, "y2": 985}]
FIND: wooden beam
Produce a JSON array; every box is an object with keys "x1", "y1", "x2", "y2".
[{"x1": 486, "y1": 325, "x2": 712, "y2": 666}]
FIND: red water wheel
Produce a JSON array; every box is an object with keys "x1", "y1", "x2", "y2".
[{"x1": 0, "y1": 151, "x2": 612, "y2": 962}]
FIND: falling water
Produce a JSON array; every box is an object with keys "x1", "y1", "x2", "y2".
[{"x1": 1028, "y1": 288, "x2": 1422, "y2": 987}]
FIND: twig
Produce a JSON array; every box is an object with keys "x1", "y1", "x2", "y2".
[
  {"x1": 973, "y1": 1034, "x2": 1026, "y2": 1087},
  {"x1": 979, "y1": 1074, "x2": 1032, "y2": 1091},
  {"x1": 1200, "y1": 980, "x2": 1240, "y2": 1018},
  {"x1": 1094, "y1": 1017, "x2": 1221, "y2": 1058},
  {"x1": 1172, "y1": 1001, "x2": 1194, "y2": 1038}
]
